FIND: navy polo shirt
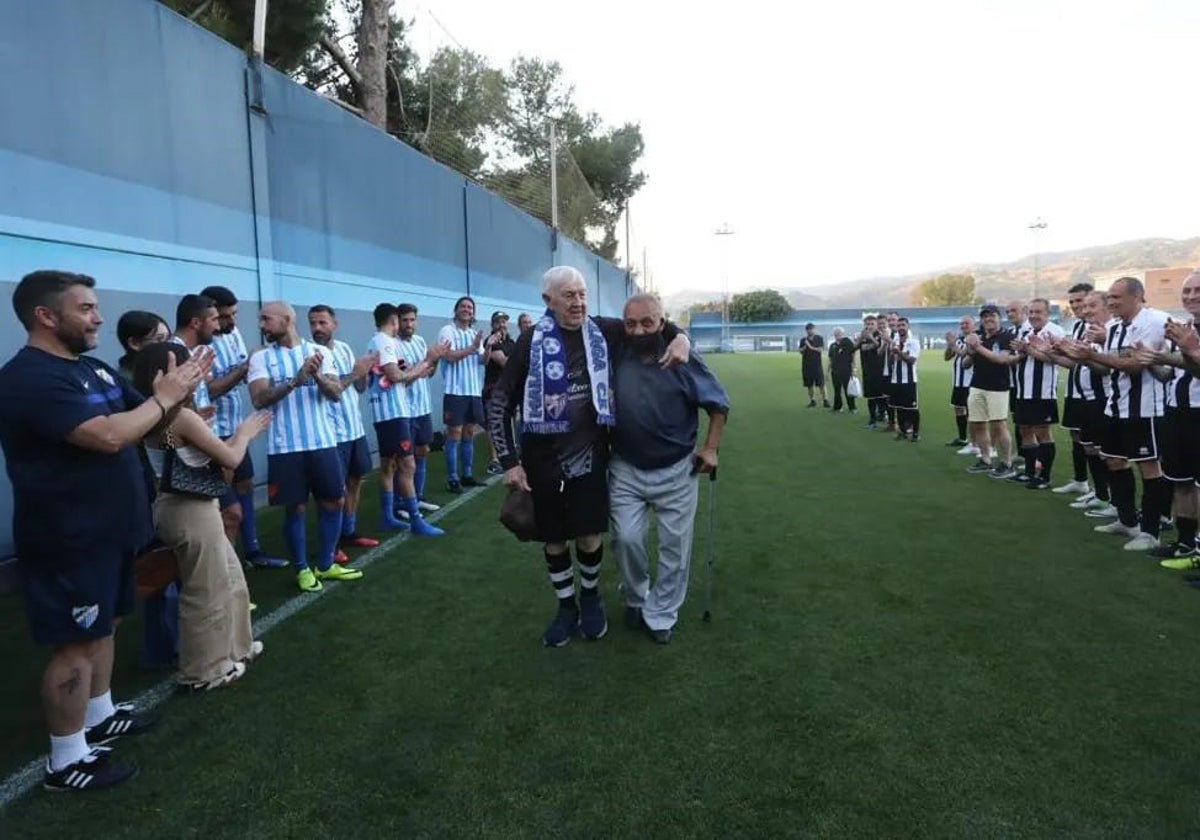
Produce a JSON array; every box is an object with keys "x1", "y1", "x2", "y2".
[
  {"x1": 612, "y1": 349, "x2": 730, "y2": 470},
  {"x1": 0, "y1": 347, "x2": 152, "y2": 564}
]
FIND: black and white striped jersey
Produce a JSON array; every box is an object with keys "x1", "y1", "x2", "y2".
[
  {"x1": 892, "y1": 336, "x2": 921, "y2": 384},
  {"x1": 882, "y1": 331, "x2": 898, "y2": 381},
  {"x1": 1014, "y1": 321, "x2": 1066, "y2": 400},
  {"x1": 1166, "y1": 331, "x2": 1200, "y2": 410},
  {"x1": 1103, "y1": 307, "x2": 1169, "y2": 419},
  {"x1": 1064, "y1": 320, "x2": 1088, "y2": 400},
  {"x1": 1069, "y1": 320, "x2": 1109, "y2": 402},
  {"x1": 951, "y1": 336, "x2": 973, "y2": 388}
]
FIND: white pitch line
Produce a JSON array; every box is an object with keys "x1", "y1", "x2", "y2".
[{"x1": 0, "y1": 478, "x2": 497, "y2": 807}]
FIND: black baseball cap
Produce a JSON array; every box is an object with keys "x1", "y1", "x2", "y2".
[
  {"x1": 979, "y1": 304, "x2": 1001, "y2": 316},
  {"x1": 491, "y1": 311, "x2": 509, "y2": 326}
]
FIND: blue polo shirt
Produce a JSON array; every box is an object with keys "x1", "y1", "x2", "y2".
[
  {"x1": 612, "y1": 348, "x2": 730, "y2": 470},
  {"x1": 0, "y1": 347, "x2": 152, "y2": 563}
]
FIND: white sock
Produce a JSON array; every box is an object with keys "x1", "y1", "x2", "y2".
[
  {"x1": 48, "y1": 729, "x2": 90, "y2": 772},
  {"x1": 84, "y1": 690, "x2": 115, "y2": 729}
]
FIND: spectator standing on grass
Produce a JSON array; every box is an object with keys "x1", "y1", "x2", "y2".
[
  {"x1": 486, "y1": 267, "x2": 690, "y2": 648},
  {"x1": 962, "y1": 304, "x2": 1017, "y2": 477},
  {"x1": 248, "y1": 302, "x2": 364, "y2": 592},
  {"x1": 944, "y1": 315, "x2": 975, "y2": 451},
  {"x1": 439, "y1": 296, "x2": 487, "y2": 492},
  {"x1": 396, "y1": 303, "x2": 442, "y2": 516},
  {"x1": 200, "y1": 285, "x2": 286, "y2": 570},
  {"x1": 307, "y1": 305, "x2": 382, "y2": 555},
  {"x1": 483, "y1": 310, "x2": 516, "y2": 475},
  {"x1": 827, "y1": 327, "x2": 857, "y2": 413},
  {"x1": 136, "y1": 342, "x2": 271, "y2": 692},
  {"x1": 856, "y1": 314, "x2": 887, "y2": 428},
  {"x1": 609, "y1": 294, "x2": 728, "y2": 645},
  {"x1": 800, "y1": 322, "x2": 828, "y2": 408},
  {"x1": 0, "y1": 270, "x2": 208, "y2": 791}
]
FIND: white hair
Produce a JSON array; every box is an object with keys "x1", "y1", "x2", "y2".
[
  {"x1": 833, "y1": 327, "x2": 845, "y2": 338},
  {"x1": 543, "y1": 265, "x2": 587, "y2": 296}
]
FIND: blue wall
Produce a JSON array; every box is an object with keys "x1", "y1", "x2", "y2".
[{"x1": 0, "y1": 0, "x2": 633, "y2": 560}]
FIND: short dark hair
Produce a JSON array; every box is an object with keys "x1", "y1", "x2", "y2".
[
  {"x1": 1067, "y1": 282, "x2": 1094, "y2": 294},
  {"x1": 132, "y1": 341, "x2": 190, "y2": 400},
  {"x1": 308, "y1": 304, "x2": 336, "y2": 318},
  {"x1": 1114, "y1": 276, "x2": 1145, "y2": 299},
  {"x1": 898, "y1": 316, "x2": 910, "y2": 325},
  {"x1": 176, "y1": 294, "x2": 216, "y2": 330},
  {"x1": 374, "y1": 303, "x2": 398, "y2": 328},
  {"x1": 12, "y1": 270, "x2": 96, "y2": 330},
  {"x1": 199, "y1": 285, "x2": 238, "y2": 308},
  {"x1": 397, "y1": 303, "x2": 418, "y2": 317}
]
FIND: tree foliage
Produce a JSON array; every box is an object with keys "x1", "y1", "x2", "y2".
[
  {"x1": 729, "y1": 290, "x2": 792, "y2": 323},
  {"x1": 911, "y1": 274, "x2": 979, "y2": 306}
]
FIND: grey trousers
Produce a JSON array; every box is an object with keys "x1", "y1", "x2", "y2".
[{"x1": 609, "y1": 454, "x2": 700, "y2": 631}]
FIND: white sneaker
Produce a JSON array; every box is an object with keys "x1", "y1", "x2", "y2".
[
  {"x1": 1094, "y1": 521, "x2": 1141, "y2": 537},
  {"x1": 1069, "y1": 491, "x2": 1097, "y2": 508},
  {"x1": 1052, "y1": 480, "x2": 1090, "y2": 495},
  {"x1": 1123, "y1": 532, "x2": 1160, "y2": 551},
  {"x1": 956, "y1": 444, "x2": 980, "y2": 456},
  {"x1": 1084, "y1": 503, "x2": 1119, "y2": 518},
  {"x1": 417, "y1": 500, "x2": 440, "y2": 512}
]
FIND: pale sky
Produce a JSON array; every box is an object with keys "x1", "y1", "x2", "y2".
[{"x1": 406, "y1": 0, "x2": 1200, "y2": 295}]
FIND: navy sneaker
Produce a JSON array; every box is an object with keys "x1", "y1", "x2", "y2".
[
  {"x1": 461, "y1": 476, "x2": 483, "y2": 488},
  {"x1": 84, "y1": 704, "x2": 158, "y2": 746},
  {"x1": 542, "y1": 603, "x2": 580, "y2": 647},
  {"x1": 446, "y1": 480, "x2": 463, "y2": 494},
  {"x1": 579, "y1": 593, "x2": 608, "y2": 640},
  {"x1": 623, "y1": 605, "x2": 643, "y2": 630},
  {"x1": 1025, "y1": 477, "x2": 1050, "y2": 490},
  {"x1": 43, "y1": 747, "x2": 137, "y2": 792},
  {"x1": 245, "y1": 551, "x2": 288, "y2": 570}
]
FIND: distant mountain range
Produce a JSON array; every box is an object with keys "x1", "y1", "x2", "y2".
[{"x1": 661, "y1": 236, "x2": 1200, "y2": 316}]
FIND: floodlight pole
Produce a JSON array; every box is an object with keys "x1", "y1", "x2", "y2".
[
  {"x1": 715, "y1": 223, "x2": 735, "y2": 351},
  {"x1": 1028, "y1": 217, "x2": 1047, "y2": 298},
  {"x1": 549, "y1": 122, "x2": 559, "y2": 232},
  {"x1": 252, "y1": 0, "x2": 269, "y2": 58}
]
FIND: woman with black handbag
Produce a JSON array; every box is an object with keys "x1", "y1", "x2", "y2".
[{"x1": 134, "y1": 343, "x2": 272, "y2": 691}]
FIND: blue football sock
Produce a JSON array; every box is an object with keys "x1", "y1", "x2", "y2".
[
  {"x1": 283, "y1": 509, "x2": 306, "y2": 570},
  {"x1": 381, "y1": 490, "x2": 402, "y2": 526},
  {"x1": 445, "y1": 440, "x2": 460, "y2": 482},
  {"x1": 342, "y1": 512, "x2": 357, "y2": 537},
  {"x1": 460, "y1": 438, "x2": 474, "y2": 478},
  {"x1": 236, "y1": 490, "x2": 260, "y2": 554},
  {"x1": 414, "y1": 458, "x2": 427, "y2": 497},
  {"x1": 315, "y1": 507, "x2": 344, "y2": 572}
]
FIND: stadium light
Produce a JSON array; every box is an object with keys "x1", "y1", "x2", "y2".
[
  {"x1": 1028, "y1": 217, "x2": 1048, "y2": 298},
  {"x1": 715, "y1": 223, "x2": 735, "y2": 352}
]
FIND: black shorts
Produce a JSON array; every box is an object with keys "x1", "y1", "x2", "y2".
[
  {"x1": 1159, "y1": 407, "x2": 1200, "y2": 482},
  {"x1": 338, "y1": 436, "x2": 373, "y2": 480},
  {"x1": 891, "y1": 383, "x2": 918, "y2": 409},
  {"x1": 408, "y1": 414, "x2": 434, "y2": 448},
  {"x1": 1078, "y1": 399, "x2": 1108, "y2": 447},
  {"x1": 266, "y1": 448, "x2": 346, "y2": 506},
  {"x1": 527, "y1": 461, "x2": 609, "y2": 544},
  {"x1": 1100, "y1": 416, "x2": 1160, "y2": 462},
  {"x1": 375, "y1": 418, "x2": 412, "y2": 459},
  {"x1": 864, "y1": 372, "x2": 884, "y2": 399},
  {"x1": 20, "y1": 546, "x2": 136, "y2": 645},
  {"x1": 950, "y1": 386, "x2": 969, "y2": 408},
  {"x1": 443, "y1": 395, "x2": 484, "y2": 428},
  {"x1": 1061, "y1": 398, "x2": 1087, "y2": 431},
  {"x1": 1014, "y1": 398, "x2": 1059, "y2": 427}
]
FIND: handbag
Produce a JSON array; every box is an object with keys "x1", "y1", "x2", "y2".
[
  {"x1": 134, "y1": 543, "x2": 180, "y2": 599},
  {"x1": 499, "y1": 488, "x2": 538, "y2": 542},
  {"x1": 847, "y1": 376, "x2": 862, "y2": 397},
  {"x1": 160, "y1": 426, "x2": 228, "y2": 499}
]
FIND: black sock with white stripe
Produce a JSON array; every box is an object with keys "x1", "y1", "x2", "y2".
[
  {"x1": 1088, "y1": 455, "x2": 1110, "y2": 501},
  {"x1": 1071, "y1": 441, "x2": 1088, "y2": 483},
  {"x1": 577, "y1": 545, "x2": 603, "y2": 599},
  {"x1": 910, "y1": 410, "x2": 921, "y2": 437},
  {"x1": 955, "y1": 414, "x2": 967, "y2": 441},
  {"x1": 545, "y1": 549, "x2": 576, "y2": 609},
  {"x1": 1021, "y1": 445, "x2": 1039, "y2": 477},
  {"x1": 1177, "y1": 516, "x2": 1198, "y2": 550},
  {"x1": 1139, "y1": 477, "x2": 1170, "y2": 537},
  {"x1": 1038, "y1": 442, "x2": 1056, "y2": 482},
  {"x1": 1108, "y1": 468, "x2": 1138, "y2": 527}
]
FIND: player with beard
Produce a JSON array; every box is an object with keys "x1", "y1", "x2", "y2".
[
  {"x1": 395, "y1": 303, "x2": 443, "y2": 517},
  {"x1": 855, "y1": 315, "x2": 887, "y2": 428},
  {"x1": 170, "y1": 294, "x2": 217, "y2": 418},
  {"x1": 438, "y1": 296, "x2": 486, "y2": 492},
  {"x1": 889, "y1": 317, "x2": 921, "y2": 441}
]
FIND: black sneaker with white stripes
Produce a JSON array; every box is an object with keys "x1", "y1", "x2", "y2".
[
  {"x1": 44, "y1": 747, "x2": 137, "y2": 792},
  {"x1": 84, "y1": 703, "x2": 159, "y2": 745}
]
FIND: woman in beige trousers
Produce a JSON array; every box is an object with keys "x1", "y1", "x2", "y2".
[{"x1": 135, "y1": 343, "x2": 272, "y2": 691}]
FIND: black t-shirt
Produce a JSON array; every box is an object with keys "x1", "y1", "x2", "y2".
[
  {"x1": 969, "y1": 329, "x2": 1016, "y2": 392},
  {"x1": 0, "y1": 347, "x2": 152, "y2": 562},
  {"x1": 801, "y1": 334, "x2": 824, "y2": 366},
  {"x1": 828, "y1": 337, "x2": 856, "y2": 374},
  {"x1": 484, "y1": 335, "x2": 517, "y2": 390}
]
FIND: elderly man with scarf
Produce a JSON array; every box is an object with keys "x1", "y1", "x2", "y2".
[
  {"x1": 611, "y1": 294, "x2": 729, "y2": 644},
  {"x1": 487, "y1": 267, "x2": 691, "y2": 647}
]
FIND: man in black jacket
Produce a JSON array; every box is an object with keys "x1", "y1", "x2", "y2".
[{"x1": 828, "y1": 327, "x2": 857, "y2": 413}]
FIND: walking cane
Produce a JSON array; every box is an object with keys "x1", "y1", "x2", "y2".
[{"x1": 702, "y1": 466, "x2": 717, "y2": 623}]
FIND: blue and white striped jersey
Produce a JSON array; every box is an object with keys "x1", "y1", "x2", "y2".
[
  {"x1": 366, "y1": 332, "x2": 409, "y2": 423},
  {"x1": 169, "y1": 336, "x2": 211, "y2": 411},
  {"x1": 325, "y1": 339, "x2": 366, "y2": 443},
  {"x1": 246, "y1": 339, "x2": 339, "y2": 454},
  {"x1": 437, "y1": 324, "x2": 484, "y2": 396},
  {"x1": 209, "y1": 327, "x2": 249, "y2": 437},
  {"x1": 397, "y1": 334, "x2": 431, "y2": 417}
]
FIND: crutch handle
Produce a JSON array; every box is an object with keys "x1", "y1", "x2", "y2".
[{"x1": 709, "y1": 467, "x2": 717, "y2": 481}]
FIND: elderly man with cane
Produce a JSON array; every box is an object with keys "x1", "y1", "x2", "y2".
[
  {"x1": 487, "y1": 268, "x2": 692, "y2": 647},
  {"x1": 610, "y1": 294, "x2": 730, "y2": 644}
]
